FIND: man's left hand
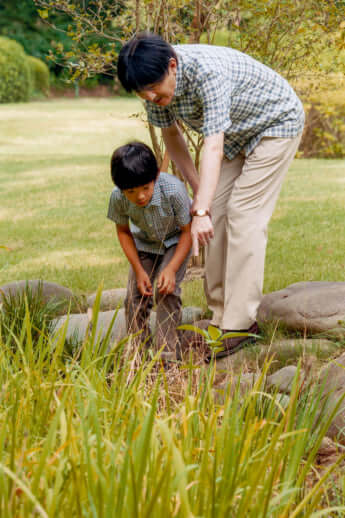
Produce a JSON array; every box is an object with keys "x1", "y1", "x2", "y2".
[{"x1": 191, "y1": 215, "x2": 214, "y2": 256}]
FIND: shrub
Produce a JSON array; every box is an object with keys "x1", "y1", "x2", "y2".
[
  {"x1": 0, "y1": 36, "x2": 31, "y2": 103},
  {"x1": 27, "y1": 55, "x2": 50, "y2": 95},
  {"x1": 300, "y1": 102, "x2": 345, "y2": 158},
  {"x1": 0, "y1": 281, "x2": 63, "y2": 351},
  {"x1": 27, "y1": 56, "x2": 50, "y2": 94}
]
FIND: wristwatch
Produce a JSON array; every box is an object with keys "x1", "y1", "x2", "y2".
[{"x1": 191, "y1": 209, "x2": 211, "y2": 217}]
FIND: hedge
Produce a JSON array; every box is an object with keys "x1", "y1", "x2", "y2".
[
  {"x1": 27, "y1": 55, "x2": 50, "y2": 95},
  {"x1": 0, "y1": 36, "x2": 31, "y2": 103},
  {"x1": 300, "y1": 102, "x2": 345, "y2": 158}
]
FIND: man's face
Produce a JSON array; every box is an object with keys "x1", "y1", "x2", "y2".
[
  {"x1": 137, "y1": 58, "x2": 177, "y2": 106},
  {"x1": 123, "y1": 181, "x2": 155, "y2": 207}
]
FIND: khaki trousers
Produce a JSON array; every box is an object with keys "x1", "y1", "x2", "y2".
[
  {"x1": 204, "y1": 135, "x2": 302, "y2": 331},
  {"x1": 125, "y1": 245, "x2": 190, "y2": 355}
]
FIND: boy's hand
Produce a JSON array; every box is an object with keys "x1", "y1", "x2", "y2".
[
  {"x1": 136, "y1": 269, "x2": 153, "y2": 296},
  {"x1": 157, "y1": 266, "x2": 176, "y2": 295}
]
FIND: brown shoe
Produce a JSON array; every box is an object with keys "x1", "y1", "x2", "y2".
[{"x1": 206, "y1": 322, "x2": 260, "y2": 362}]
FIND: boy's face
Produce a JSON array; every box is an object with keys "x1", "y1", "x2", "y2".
[
  {"x1": 137, "y1": 59, "x2": 177, "y2": 107},
  {"x1": 123, "y1": 181, "x2": 155, "y2": 207}
]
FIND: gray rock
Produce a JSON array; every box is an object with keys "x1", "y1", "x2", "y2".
[
  {"x1": 315, "y1": 352, "x2": 345, "y2": 443},
  {"x1": 214, "y1": 372, "x2": 263, "y2": 403},
  {"x1": 267, "y1": 365, "x2": 304, "y2": 394},
  {"x1": 276, "y1": 393, "x2": 290, "y2": 409},
  {"x1": 53, "y1": 308, "x2": 127, "y2": 346},
  {"x1": 258, "y1": 282, "x2": 345, "y2": 335},
  {"x1": 263, "y1": 338, "x2": 338, "y2": 362},
  {"x1": 214, "y1": 373, "x2": 290, "y2": 410},
  {"x1": 316, "y1": 437, "x2": 339, "y2": 466},
  {"x1": 213, "y1": 338, "x2": 336, "y2": 372},
  {"x1": 87, "y1": 288, "x2": 127, "y2": 311},
  {"x1": 54, "y1": 306, "x2": 204, "y2": 346},
  {"x1": 0, "y1": 279, "x2": 75, "y2": 316}
]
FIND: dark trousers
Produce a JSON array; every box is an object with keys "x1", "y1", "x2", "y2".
[{"x1": 124, "y1": 245, "x2": 190, "y2": 357}]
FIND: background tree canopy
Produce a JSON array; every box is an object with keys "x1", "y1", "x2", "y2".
[
  {"x1": 30, "y1": 0, "x2": 345, "y2": 83},
  {"x1": 0, "y1": 0, "x2": 73, "y2": 75}
]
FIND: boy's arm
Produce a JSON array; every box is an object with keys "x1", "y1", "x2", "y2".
[
  {"x1": 116, "y1": 224, "x2": 152, "y2": 296},
  {"x1": 157, "y1": 223, "x2": 192, "y2": 294}
]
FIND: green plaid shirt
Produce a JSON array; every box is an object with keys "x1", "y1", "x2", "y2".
[
  {"x1": 107, "y1": 173, "x2": 191, "y2": 255},
  {"x1": 146, "y1": 44, "x2": 305, "y2": 160}
]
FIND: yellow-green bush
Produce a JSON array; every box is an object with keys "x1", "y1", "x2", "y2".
[
  {"x1": 0, "y1": 36, "x2": 31, "y2": 103},
  {"x1": 300, "y1": 102, "x2": 345, "y2": 158},
  {"x1": 200, "y1": 29, "x2": 230, "y2": 46},
  {"x1": 27, "y1": 55, "x2": 50, "y2": 95}
]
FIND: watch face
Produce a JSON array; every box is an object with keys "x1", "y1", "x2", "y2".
[{"x1": 192, "y1": 209, "x2": 209, "y2": 217}]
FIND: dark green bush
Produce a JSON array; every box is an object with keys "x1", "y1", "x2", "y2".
[
  {"x1": 27, "y1": 55, "x2": 50, "y2": 95},
  {"x1": 0, "y1": 36, "x2": 31, "y2": 103}
]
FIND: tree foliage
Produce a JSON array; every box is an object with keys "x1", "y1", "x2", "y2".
[
  {"x1": 33, "y1": 0, "x2": 345, "y2": 82},
  {"x1": 0, "y1": 0, "x2": 73, "y2": 73},
  {"x1": 31, "y1": 1, "x2": 345, "y2": 164}
]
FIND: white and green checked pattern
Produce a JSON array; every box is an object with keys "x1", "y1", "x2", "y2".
[
  {"x1": 107, "y1": 172, "x2": 191, "y2": 255},
  {"x1": 146, "y1": 44, "x2": 305, "y2": 160}
]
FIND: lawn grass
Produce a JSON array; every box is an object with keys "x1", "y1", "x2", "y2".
[
  {"x1": 2, "y1": 98, "x2": 345, "y2": 515},
  {"x1": 1, "y1": 98, "x2": 345, "y2": 310}
]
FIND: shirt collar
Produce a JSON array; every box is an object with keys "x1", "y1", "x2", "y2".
[
  {"x1": 174, "y1": 49, "x2": 185, "y2": 97},
  {"x1": 147, "y1": 179, "x2": 162, "y2": 207}
]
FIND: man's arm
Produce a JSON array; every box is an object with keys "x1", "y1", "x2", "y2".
[
  {"x1": 193, "y1": 132, "x2": 224, "y2": 213},
  {"x1": 157, "y1": 223, "x2": 192, "y2": 294},
  {"x1": 163, "y1": 123, "x2": 224, "y2": 256},
  {"x1": 161, "y1": 123, "x2": 199, "y2": 195},
  {"x1": 191, "y1": 132, "x2": 224, "y2": 255},
  {"x1": 116, "y1": 224, "x2": 152, "y2": 296}
]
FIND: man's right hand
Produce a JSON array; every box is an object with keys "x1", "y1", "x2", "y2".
[{"x1": 136, "y1": 269, "x2": 153, "y2": 296}]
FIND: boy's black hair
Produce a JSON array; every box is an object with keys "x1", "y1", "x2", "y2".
[
  {"x1": 110, "y1": 141, "x2": 159, "y2": 190},
  {"x1": 117, "y1": 32, "x2": 177, "y2": 93}
]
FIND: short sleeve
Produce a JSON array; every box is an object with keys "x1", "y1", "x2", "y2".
[
  {"x1": 107, "y1": 190, "x2": 129, "y2": 226},
  {"x1": 146, "y1": 101, "x2": 176, "y2": 128},
  {"x1": 170, "y1": 181, "x2": 192, "y2": 228},
  {"x1": 195, "y1": 71, "x2": 232, "y2": 137}
]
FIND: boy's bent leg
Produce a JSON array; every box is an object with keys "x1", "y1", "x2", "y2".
[
  {"x1": 221, "y1": 135, "x2": 302, "y2": 331},
  {"x1": 124, "y1": 251, "x2": 156, "y2": 347},
  {"x1": 155, "y1": 245, "x2": 190, "y2": 359}
]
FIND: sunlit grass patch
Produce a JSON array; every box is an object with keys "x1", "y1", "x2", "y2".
[{"x1": 1, "y1": 98, "x2": 345, "y2": 306}]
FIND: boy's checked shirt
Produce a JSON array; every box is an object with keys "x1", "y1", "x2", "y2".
[
  {"x1": 107, "y1": 172, "x2": 191, "y2": 255},
  {"x1": 146, "y1": 44, "x2": 305, "y2": 160}
]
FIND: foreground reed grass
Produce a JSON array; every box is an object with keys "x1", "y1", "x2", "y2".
[{"x1": 0, "y1": 293, "x2": 345, "y2": 516}]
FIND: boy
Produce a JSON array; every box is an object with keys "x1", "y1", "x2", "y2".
[{"x1": 107, "y1": 141, "x2": 192, "y2": 360}]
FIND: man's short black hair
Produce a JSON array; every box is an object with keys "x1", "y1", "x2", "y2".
[
  {"x1": 117, "y1": 32, "x2": 177, "y2": 93},
  {"x1": 110, "y1": 141, "x2": 159, "y2": 190}
]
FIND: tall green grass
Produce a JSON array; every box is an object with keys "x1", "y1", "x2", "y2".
[
  {"x1": 0, "y1": 291, "x2": 344, "y2": 516},
  {"x1": 0, "y1": 297, "x2": 344, "y2": 518}
]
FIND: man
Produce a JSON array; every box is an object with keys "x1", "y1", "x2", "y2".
[{"x1": 117, "y1": 32, "x2": 304, "y2": 358}]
